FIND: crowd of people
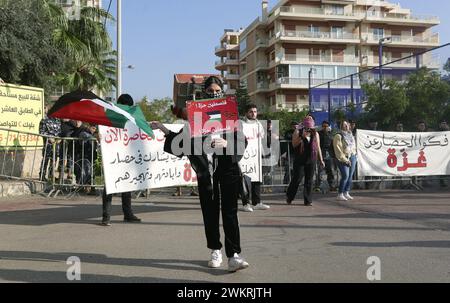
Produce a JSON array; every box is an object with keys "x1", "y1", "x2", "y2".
[{"x1": 34, "y1": 75, "x2": 449, "y2": 273}]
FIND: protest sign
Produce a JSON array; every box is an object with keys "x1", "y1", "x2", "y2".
[
  {"x1": 186, "y1": 96, "x2": 239, "y2": 137},
  {"x1": 100, "y1": 123, "x2": 197, "y2": 194},
  {"x1": 357, "y1": 130, "x2": 450, "y2": 176},
  {"x1": 0, "y1": 83, "x2": 43, "y2": 147}
]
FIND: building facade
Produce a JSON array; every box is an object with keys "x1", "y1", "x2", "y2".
[
  {"x1": 215, "y1": 29, "x2": 243, "y2": 96},
  {"x1": 215, "y1": 0, "x2": 440, "y2": 112}
]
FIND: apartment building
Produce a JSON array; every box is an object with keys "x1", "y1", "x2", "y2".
[
  {"x1": 173, "y1": 74, "x2": 221, "y2": 110},
  {"x1": 215, "y1": 29, "x2": 243, "y2": 96},
  {"x1": 215, "y1": 0, "x2": 440, "y2": 112},
  {"x1": 56, "y1": 0, "x2": 102, "y2": 10}
]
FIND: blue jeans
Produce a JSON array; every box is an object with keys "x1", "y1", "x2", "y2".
[{"x1": 338, "y1": 155, "x2": 357, "y2": 194}]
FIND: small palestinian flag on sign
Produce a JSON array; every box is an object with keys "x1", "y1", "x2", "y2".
[
  {"x1": 48, "y1": 91, "x2": 154, "y2": 138},
  {"x1": 206, "y1": 111, "x2": 222, "y2": 123}
]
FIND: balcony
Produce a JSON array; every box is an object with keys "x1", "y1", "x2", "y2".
[
  {"x1": 362, "y1": 33, "x2": 440, "y2": 47},
  {"x1": 363, "y1": 11, "x2": 439, "y2": 26},
  {"x1": 216, "y1": 58, "x2": 239, "y2": 66},
  {"x1": 274, "y1": 77, "x2": 360, "y2": 89},
  {"x1": 274, "y1": 6, "x2": 361, "y2": 21},
  {"x1": 224, "y1": 73, "x2": 240, "y2": 81},
  {"x1": 282, "y1": 54, "x2": 359, "y2": 65},
  {"x1": 215, "y1": 43, "x2": 239, "y2": 55},
  {"x1": 364, "y1": 54, "x2": 441, "y2": 69},
  {"x1": 256, "y1": 62, "x2": 270, "y2": 71},
  {"x1": 277, "y1": 30, "x2": 359, "y2": 44},
  {"x1": 225, "y1": 88, "x2": 237, "y2": 95}
]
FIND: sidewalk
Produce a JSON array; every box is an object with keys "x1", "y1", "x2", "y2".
[{"x1": 0, "y1": 189, "x2": 449, "y2": 283}]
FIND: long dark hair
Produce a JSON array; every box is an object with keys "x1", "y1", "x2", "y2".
[{"x1": 203, "y1": 76, "x2": 223, "y2": 91}]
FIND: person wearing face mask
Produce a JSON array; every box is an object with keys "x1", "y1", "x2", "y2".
[
  {"x1": 151, "y1": 76, "x2": 250, "y2": 272},
  {"x1": 286, "y1": 116, "x2": 325, "y2": 206},
  {"x1": 333, "y1": 120, "x2": 358, "y2": 201}
]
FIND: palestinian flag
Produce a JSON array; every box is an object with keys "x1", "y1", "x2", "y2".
[
  {"x1": 48, "y1": 91, "x2": 154, "y2": 138},
  {"x1": 206, "y1": 111, "x2": 222, "y2": 123}
]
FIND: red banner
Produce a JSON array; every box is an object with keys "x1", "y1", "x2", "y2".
[{"x1": 186, "y1": 96, "x2": 239, "y2": 137}]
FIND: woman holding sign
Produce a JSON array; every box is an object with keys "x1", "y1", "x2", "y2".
[{"x1": 151, "y1": 76, "x2": 249, "y2": 273}]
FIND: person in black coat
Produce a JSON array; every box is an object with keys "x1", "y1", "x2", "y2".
[{"x1": 151, "y1": 76, "x2": 250, "y2": 272}]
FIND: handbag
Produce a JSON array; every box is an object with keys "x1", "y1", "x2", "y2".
[{"x1": 239, "y1": 170, "x2": 252, "y2": 203}]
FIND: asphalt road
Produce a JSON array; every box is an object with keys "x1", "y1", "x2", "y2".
[{"x1": 0, "y1": 189, "x2": 449, "y2": 283}]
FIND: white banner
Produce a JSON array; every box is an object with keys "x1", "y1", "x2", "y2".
[
  {"x1": 239, "y1": 121, "x2": 263, "y2": 182},
  {"x1": 100, "y1": 124, "x2": 197, "y2": 195},
  {"x1": 357, "y1": 130, "x2": 450, "y2": 177}
]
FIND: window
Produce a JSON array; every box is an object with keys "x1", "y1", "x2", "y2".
[
  {"x1": 331, "y1": 27, "x2": 343, "y2": 39},
  {"x1": 309, "y1": 25, "x2": 320, "y2": 38},
  {"x1": 373, "y1": 28, "x2": 384, "y2": 40},
  {"x1": 330, "y1": 5, "x2": 344, "y2": 15},
  {"x1": 240, "y1": 38, "x2": 247, "y2": 55}
]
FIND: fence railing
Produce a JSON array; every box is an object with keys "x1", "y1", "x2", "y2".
[{"x1": 1, "y1": 129, "x2": 447, "y2": 197}]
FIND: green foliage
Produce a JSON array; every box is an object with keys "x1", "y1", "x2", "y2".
[
  {"x1": 332, "y1": 108, "x2": 347, "y2": 125},
  {"x1": 402, "y1": 68, "x2": 450, "y2": 130},
  {"x1": 0, "y1": 0, "x2": 65, "y2": 97},
  {"x1": 362, "y1": 79, "x2": 408, "y2": 129},
  {"x1": 139, "y1": 97, "x2": 176, "y2": 123},
  {"x1": 261, "y1": 108, "x2": 308, "y2": 136},
  {"x1": 52, "y1": 5, "x2": 116, "y2": 93},
  {"x1": 0, "y1": 0, "x2": 115, "y2": 98},
  {"x1": 361, "y1": 68, "x2": 450, "y2": 131},
  {"x1": 235, "y1": 85, "x2": 251, "y2": 116}
]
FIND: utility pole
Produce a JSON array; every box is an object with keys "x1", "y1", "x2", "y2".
[{"x1": 116, "y1": 0, "x2": 122, "y2": 100}]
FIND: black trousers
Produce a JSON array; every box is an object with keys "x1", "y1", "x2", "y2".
[
  {"x1": 102, "y1": 190, "x2": 133, "y2": 221},
  {"x1": 286, "y1": 157, "x2": 315, "y2": 205},
  {"x1": 242, "y1": 182, "x2": 261, "y2": 206},
  {"x1": 198, "y1": 165, "x2": 241, "y2": 258}
]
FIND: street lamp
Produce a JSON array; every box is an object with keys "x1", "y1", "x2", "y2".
[
  {"x1": 116, "y1": 0, "x2": 122, "y2": 100},
  {"x1": 378, "y1": 36, "x2": 392, "y2": 89},
  {"x1": 308, "y1": 67, "x2": 316, "y2": 112}
]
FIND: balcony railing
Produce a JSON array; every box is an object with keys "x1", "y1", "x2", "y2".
[
  {"x1": 215, "y1": 43, "x2": 239, "y2": 52},
  {"x1": 279, "y1": 6, "x2": 358, "y2": 18},
  {"x1": 367, "y1": 54, "x2": 441, "y2": 69},
  {"x1": 276, "y1": 77, "x2": 360, "y2": 87},
  {"x1": 257, "y1": 82, "x2": 270, "y2": 90},
  {"x1": 225, "y1": 73, "x2": 240, "y2": 80},
  {"x1": 283, "y1": 54, "x2": 359, "y2": 64},
  {"x1": 280, "y1": 30, "x2": 358, "y2": 41},
  {"x1": 364, "y1": 11, "x2": 439, "y2": 23},
  {"x1": 363, "y1": 33, "x2": 439, "y2": 44}
]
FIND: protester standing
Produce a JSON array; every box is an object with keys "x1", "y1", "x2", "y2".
[
  {"x1": 39, "y1": 105, "x2": 62, "y2": 182},
  {"x1": 286, "y1": 116, "x2": 325, "y2": 206},
  {"x1": 240, "y1": 103, "x2": 270, "y2": 212},
  {"x1": 152, "y1": 76, "x2": 249, "y2": 272},
  {"x1": 333, "y1": 120, "x2": 357, "y2": 201},
  {"x1": 318, "y1": 121, "x2": 336, "y2": 191},
  {"x1": 101, "y1": 94, "x2": 141, "y2": 226}
]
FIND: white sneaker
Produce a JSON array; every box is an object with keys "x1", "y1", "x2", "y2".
[
  {"x1": 242, "y1": 204, "x2": 254, "y2": 212},
  {"x1": 253, "y1": 203, "x2": 270, "y2": 210},
  {"x1": 344, "y1": 192, "x2": 354, "y2": 200},
  {"x1": 337, "y1": 193, "x2": 348, "y2": 201},
  {"x1": 208, "y1": 250, "x2": 222, "y2": 268},
  {"x1": 228, "y1": 253, "x2": 249, "y2": 272}
]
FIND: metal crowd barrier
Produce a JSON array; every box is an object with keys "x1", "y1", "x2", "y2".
[
  {"x1": 0, "y1": 129, "x2": 448, "y2": 198},
  {"x1": 0, "y1": 127, "x2": 104, "y2": 198}
]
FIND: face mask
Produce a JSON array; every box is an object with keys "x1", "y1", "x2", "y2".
[{"x1": 205, "y1": 91, "x2": 224, "y2": 99}]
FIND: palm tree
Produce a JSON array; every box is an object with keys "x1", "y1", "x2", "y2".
[{"x1": 41, "y1": 0, "x2": 116, "y2": 94}]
